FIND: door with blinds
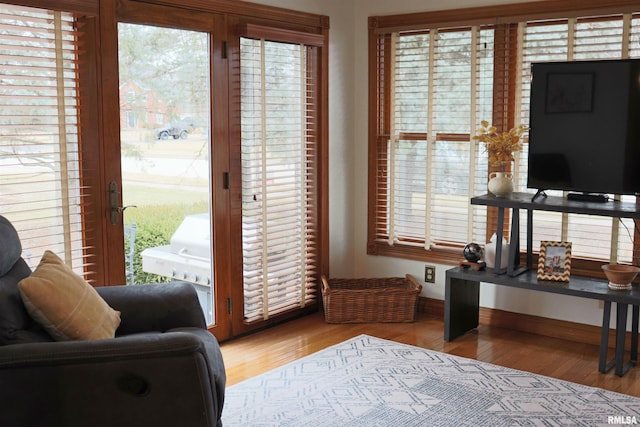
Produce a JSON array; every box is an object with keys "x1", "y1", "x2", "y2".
[{"x1": 236, "y1": 35, "x2": 320, "y2": 327}]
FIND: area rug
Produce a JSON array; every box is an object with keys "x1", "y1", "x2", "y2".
[{"x1": 222, "y1": 334, "x2": 640, "y2": 426}]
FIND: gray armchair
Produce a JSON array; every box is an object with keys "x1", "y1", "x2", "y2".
[{"x1": 0, "y1": 216, "x2": 226, "y2": 427}]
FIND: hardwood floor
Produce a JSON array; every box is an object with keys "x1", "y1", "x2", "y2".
[{"x1": 220, "y1": 311, "x2": 640, "y2": 396}]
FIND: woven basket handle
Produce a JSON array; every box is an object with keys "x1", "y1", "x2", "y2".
[
  {"x1": 321, "y1": 275, "x2": 331, "y2": 294},
  {"x1": 405, "y1": 274, "x2": 423, "y2": 293}
]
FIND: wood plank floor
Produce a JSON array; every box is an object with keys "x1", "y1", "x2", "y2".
[{"x1": 220, "y1": 311, "x2": 640, "y2": 397}]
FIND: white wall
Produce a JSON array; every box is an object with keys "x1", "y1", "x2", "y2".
[{"x1": 251, "y1": 0, "x2": 610, "y2": 329}]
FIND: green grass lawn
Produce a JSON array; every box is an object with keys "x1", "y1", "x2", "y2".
[{"x1": 122, "y1": 183, "x2": 209, "y2": 207}]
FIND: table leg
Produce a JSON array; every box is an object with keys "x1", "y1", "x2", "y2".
[
  {"x1": 526, "y1": 210, "x2": 533, "y2": 269},
  {"x1": 615, "y1": 303, "x2": 630, "y2": 377},
  {"x1": 507, "y1": 208, "x2": 519, "y2": 276},
  {"x1": 599, "y1": 300, "x2": 613, "y2": 373},
  {"x1": 444, "y1": 276, "x2": 480, "y2": 341},
  {"x1": 494, "y1": 207, "x2": 505, "y2": 274},
  {"x1": 631, "y1": 305, "x2": 639, "y2": 365}
]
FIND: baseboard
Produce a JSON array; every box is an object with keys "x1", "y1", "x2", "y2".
[{"x1": 418, "y1": 296, "x2": 628, "y2": 350}]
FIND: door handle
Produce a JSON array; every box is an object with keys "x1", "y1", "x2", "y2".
[{"x1": 109, "y1": 181, "x2": 137, "y2": 225}]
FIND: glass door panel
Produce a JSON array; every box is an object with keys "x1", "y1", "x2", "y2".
[{"x1": 117, "y1": 23, "x2": 214, "y2": 324}]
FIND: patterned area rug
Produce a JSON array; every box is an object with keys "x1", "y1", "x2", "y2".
[{"x1": 222, "y1": 334, "x2": 640, "y2": 426}]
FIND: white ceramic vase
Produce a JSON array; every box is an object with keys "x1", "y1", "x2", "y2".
[{"x1": 488, "y1": 171, "x2": 513, "y2": 197}]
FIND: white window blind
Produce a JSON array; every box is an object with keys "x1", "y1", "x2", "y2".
[
  {"x1": 517, "y1": 14, "x2": 640, "y2": 264},
  {"x1": 0, "y1": 5, "x2": 90, "y2": 275},
  {"x1": 240, "y1": 37, "x2": 318, "y2": 323},
  {"x1": 385, "y1": 27, "x2": 494, "y2": 250}
]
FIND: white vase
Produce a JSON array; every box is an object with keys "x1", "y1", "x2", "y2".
[{"x1": 488, "y1": 171, "x2": 513, "y2": 197}]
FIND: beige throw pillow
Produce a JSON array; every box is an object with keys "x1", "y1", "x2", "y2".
[{"x1": 18, "y1": 250, "x2": 121, "y2": 341}]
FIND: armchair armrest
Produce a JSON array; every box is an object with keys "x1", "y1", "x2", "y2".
[
  {"x1": 0, "y1": 331, "x2": 207, "y2": 368},
  {"x1": 96, "y1": 282, "x2": 206, "y2": 335}
]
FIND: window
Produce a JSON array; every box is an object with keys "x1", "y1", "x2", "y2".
[
  {"x1": 239, "y1": 28, "x2": 322, "y2": 323},
  {"x1": 369, "y1": 0, "x2": 640, "y2": 274},
  {"x1": 0, "y1": 5, "x2": 96, "y2": 277},
  {"x1": 375, "y1": 27, "x2": 493, "y2": 254}
]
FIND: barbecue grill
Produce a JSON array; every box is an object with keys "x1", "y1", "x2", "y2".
[{"x1": 141, "y1": 213, "x2": 213, "y2": 323}]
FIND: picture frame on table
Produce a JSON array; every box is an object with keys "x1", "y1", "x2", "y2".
[{"x1": 537, "y1": 241, "x2": 572, "y2": 282}]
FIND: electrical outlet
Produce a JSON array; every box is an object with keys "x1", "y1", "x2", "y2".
[{"x1": 425, "y1": 265, "x2": 436, "y2": 283}]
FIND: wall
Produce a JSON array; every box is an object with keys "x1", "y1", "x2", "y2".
[{"x1": 251, "y1": 0, "x2": 610, "y2": 329}]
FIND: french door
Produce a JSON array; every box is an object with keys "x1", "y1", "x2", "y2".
[
  {"x1": 235, "y1": 35, "x2": 321, "y2": 329},
  {"x1": 104, "y1": 1, "x2": 326, "y2": 341}
]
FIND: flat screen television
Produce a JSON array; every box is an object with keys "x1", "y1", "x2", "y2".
[{"x1": 527, "y1": 58, "x2": 640, "y2": 201}]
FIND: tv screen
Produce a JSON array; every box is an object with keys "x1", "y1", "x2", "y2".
[{"x1": 527, "y1": 59, "x2": 640, "y2": 197}]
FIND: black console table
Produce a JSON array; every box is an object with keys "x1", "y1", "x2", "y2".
[{"x1": 445, "y1": 192, "x2": 640, "y2": 376}]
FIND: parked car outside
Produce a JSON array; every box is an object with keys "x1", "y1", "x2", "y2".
[{"x1": 155, "y1": 121, "x2": 195, "y2": 140}]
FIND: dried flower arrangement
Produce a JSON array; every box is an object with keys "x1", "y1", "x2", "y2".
[{"x1": 473, "y1": 120, "x2": 529, "y2": 168}]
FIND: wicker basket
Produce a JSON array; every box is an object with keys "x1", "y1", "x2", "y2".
[{"x1": 321, "y1": 274, "x2": 422, "y2": 323}]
